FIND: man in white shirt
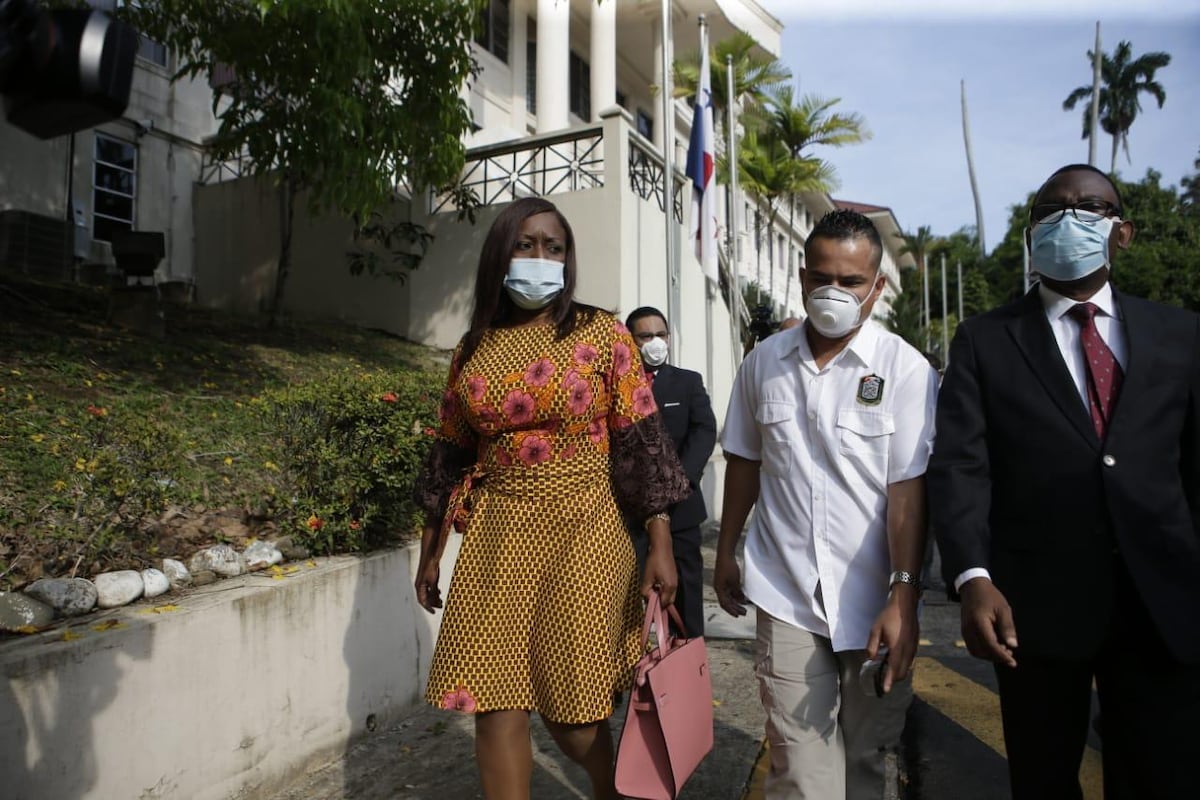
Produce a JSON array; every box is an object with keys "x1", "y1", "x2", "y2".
[
  {"x1": 715, "y1": 209, "x2": 938, "y2": 799},
  {"x1": 929, "y1": 164, "x2": 1200, "y2": 800}
]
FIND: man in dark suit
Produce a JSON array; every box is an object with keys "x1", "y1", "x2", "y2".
[
  {"x1": 626, "y1": 306, "x2": 718, "y2": 637},
  {"x1": 928, "y1": 164, "x2": 1200, "y2": 800}
]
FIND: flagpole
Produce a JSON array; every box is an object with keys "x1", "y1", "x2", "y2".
[
  {"x1": 697, "y1": 16, "x2": 715, "y2": 391},
  {"x1": 940, "y1": 253, "x2": 949, "y2": 360},
  {"x1": 659, "y1": 0, "x2": 679, "y2": 363},
  {"x1": 726, "y1": 53, "x2": 741, "y2": 366}
]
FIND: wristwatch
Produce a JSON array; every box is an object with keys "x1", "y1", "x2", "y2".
[{"x1": 888, "y1": 570, "x2": 919, "y2": 589}]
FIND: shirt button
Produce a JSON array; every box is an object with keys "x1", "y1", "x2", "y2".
[{"x1": 1102, "y1": 454, "x2": 1116, "y2": 467}]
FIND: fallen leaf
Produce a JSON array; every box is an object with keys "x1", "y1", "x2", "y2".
[
  {"x1": 61, "y1": 629, "x2": 84, "y2": 641},
  {"x1": 14, "y1": 625, "x2": 40, "y2": 634},
  {"x1": 91, "y1": 619, "x2": 126, "y2": 632}
]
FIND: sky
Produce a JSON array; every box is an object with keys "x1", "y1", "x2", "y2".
[{"x1": 756, "y1": 0, "x2": 1200, "y2": 252}]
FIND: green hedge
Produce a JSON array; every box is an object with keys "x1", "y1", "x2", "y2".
[{"x1": 259, "y1": 370, "x2": 441, "y2": 554}]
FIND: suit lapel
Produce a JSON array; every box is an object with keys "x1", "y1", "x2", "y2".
[
  {"x1": 651, "y1": 364, "x2": 677, "y2": 406},
  {"x1": 1006, "y1": 290, "x2": 1099, "y2": 448}
]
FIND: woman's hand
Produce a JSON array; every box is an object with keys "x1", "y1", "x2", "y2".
[
  {"x1": 641, "y1": 517, "x2": 678, "y2": 606},
  {"x1": 414, "y1": 525, "x2": 444, "y2": 613}
]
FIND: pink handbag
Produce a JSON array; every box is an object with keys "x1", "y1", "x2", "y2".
[{"x1": 614, "y1": 591, "x2": 714, "y2": 799}]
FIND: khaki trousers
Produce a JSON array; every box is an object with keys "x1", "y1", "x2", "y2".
[{"x1": 755, "y1": 608, "x2": 912, "y2": 800}]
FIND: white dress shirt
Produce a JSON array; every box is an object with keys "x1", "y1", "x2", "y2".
[
  {"x1": 722, "y1": 321, "x2": 939, "y2": 651},
  {"x1": 953, "y1": 281, "x2": 1128, "y2": 592}
]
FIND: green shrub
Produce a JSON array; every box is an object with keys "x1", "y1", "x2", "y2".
[{"x1": 260, "y1": 369, "x2": 441, "y2": 554}]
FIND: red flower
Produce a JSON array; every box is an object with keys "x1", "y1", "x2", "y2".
[
  {"x1": 380, "y1": 392, "x2": 398, "y2": 403},
  {"x1": 523, "y1": 358, "x2": 556, "y2": 388},
  {"x1": 614, "y1": 320, "x2": 631, "y2": 336},
  {"x1": 495, "y1": 448, "x2": 513, "y2": 466},
  {"x1": 442, "y1": 685, "x2": 477, "y2": 713},
  {"x1": 467, "y1": 375, "x2": 487, "y2": 402},
  {"x1": 632, "y1": 385, "x2": 657, "y2": 416},
  {"x1": 306, "y1": 515, "x2": 324, "y2": 530},
  {"x1": 86, "y1": 404, "x2": 108, "y2": 417},
  {"x1": 517, "y1": 435, "x2": 552, "y2": 466},
  {"x1": 423, "y1": 426, "x2": 436, "y2": 436},
  {"x1": 587, "y1": 418, "x2": 605, "y2": 444},
  {"x1": 560, "y1": 443, "x2": 578, "y2": 461},
  {"x1": 573, "y1": 342, "x2": 599, "y2": 365},
  {"x1": 501, "y1": 390, "x2": 536, "y2": 425},
  {"x1": 567, "y1": 379, "x2": 593, "y2": 416},
  {"x1": 349, "y1": 520, "x2": 362, "y2": 531},
  {"x1": 612, "y1": 341, "x2": 632, "y2": 376},
  {"x1": 562, "y1": 368, "x2": 584, "y2": 390}
]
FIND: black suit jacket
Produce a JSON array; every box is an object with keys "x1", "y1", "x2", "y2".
[
  {"x1": 928, "y1": 288, "x2": 1200, "y2": 664},
  {"x1": 651, "y1": 364, "x2": 718, "y2": 531}
]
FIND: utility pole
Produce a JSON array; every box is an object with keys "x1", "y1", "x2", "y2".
[
  {"x1": 961, "y1": 80, "x2": 986, "y2": 256},
  {"x1": 1089, "y1": 22, "x2": 1102, "y2": 167},
  {"x1": 941, "y1": 253, "x2": 949, "y2": 360}
]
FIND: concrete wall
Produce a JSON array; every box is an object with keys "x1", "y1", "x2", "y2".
[{"x1": 0, "y1": 537, "x2": 461, "y2": 800}]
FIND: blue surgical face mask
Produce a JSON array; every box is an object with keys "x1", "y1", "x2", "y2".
[
  {"x1": 1030, "y1": 210, "x2": 1118, "y2": 282},
  {"x1": 503, "y1": 257, "x2": 564, "y2": 310}
]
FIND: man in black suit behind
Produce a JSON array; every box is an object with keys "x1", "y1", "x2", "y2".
[
  {"x1": 929, "y1": 164, "x2": 1200, "y2": 799},
  {"x1": 626, "y1": 306, "x2": 718, "y2": 637}
]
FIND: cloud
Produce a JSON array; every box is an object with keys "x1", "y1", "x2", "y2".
[{"x1": 761, "y1": 0, "x2": 1200, "y2": 23}]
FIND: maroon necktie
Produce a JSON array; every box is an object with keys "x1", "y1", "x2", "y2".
[{"x1": 1067, "y1": 302, "x2": 1123, "y2": 438}]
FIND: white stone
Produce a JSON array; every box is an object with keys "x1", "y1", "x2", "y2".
[
  {"x1": 94, "y1": 570, "x2": 145, "y2": 608},
  {"x1": 0, "y1": 591, "x2": 55, "y2": 631},
  {"x1": 24, "y1": 578, "x2": 97, "y2": 616},
  {"x1": 141, "y1": 569, "x2": 170, "y2": 598},
  {"x1": 162, "y1": 558, "x2": 192, "y2": 589},
  {"x1": 243, "y1": 541, "x2": 283, "y2": 571},
  {"x1": 189, "y1": 544, "x2": 245, "y2": 578}
]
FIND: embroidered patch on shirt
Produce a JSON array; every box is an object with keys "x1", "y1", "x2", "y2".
[{"x1": 857, "y1": 374, "x2": 884, "y2": 406}]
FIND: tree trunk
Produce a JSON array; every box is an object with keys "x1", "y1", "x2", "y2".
[
  {"x1": 1110, "y1": 133, "x2": 1119, "y2": 174},
  {"x1": 784, "y1": 199, "x2": 795, "y2": 313},
  {"x1": 269, "y1": 175, "x2": 297, "y2": 327}
]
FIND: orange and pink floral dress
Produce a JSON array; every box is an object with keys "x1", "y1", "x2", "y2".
[{"x1": 416, "y1": 307, "x2": 689, "y2": 724}]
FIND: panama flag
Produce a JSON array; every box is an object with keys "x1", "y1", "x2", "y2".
[{"x1": 685, "y1": 35, "x2": 718, "y2": 283}]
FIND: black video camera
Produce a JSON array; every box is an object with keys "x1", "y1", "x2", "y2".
[
  {"x1": 747, "y1": 304, "x2": 778, "y2": 344},
  {"x1": 0, "y1": 0, "x2": 137, "y2": 138}
]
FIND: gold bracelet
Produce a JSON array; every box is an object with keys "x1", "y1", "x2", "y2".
[{"x1": 644, "y1": 512, "x2": 670, "y2": 530}]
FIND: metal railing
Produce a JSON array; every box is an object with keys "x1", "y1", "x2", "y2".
[
  {"x1": 627, "y1": 136, "x2": 683, "y2": 223},
  {"x1": 431, "y1": 126, "x2": 605, "y2": 213}
]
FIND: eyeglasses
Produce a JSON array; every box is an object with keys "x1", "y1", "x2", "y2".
[{"x1": 1030, "y1": 201, "x2": 1121, "y2": 224}]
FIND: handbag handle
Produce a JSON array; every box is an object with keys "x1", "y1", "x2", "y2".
[{"x1": 638, "y1": 590, "x2": 690, "y2": 657}]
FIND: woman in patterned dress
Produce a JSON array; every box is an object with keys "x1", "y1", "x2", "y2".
[{"x1": 413, "y1": 197, "x2": 690, "y2": 799}]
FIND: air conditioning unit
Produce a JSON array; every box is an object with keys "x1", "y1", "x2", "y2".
[{"x1": 0, "y1": 210, "x2": 74, "y2": 282}]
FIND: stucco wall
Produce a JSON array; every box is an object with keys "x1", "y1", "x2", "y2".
[{"x1": 0, "y1": 537, "x2": 461, "y2": 800}]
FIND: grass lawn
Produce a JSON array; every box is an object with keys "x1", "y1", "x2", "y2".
[{"x1": 0, "y1": 273, "x2": 447, "y2": 592}]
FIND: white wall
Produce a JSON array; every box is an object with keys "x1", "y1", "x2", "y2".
[{"x1": 0, "y1": 538, "x2": 461, "y2": 800}]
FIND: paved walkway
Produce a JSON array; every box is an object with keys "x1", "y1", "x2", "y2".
[{"x1": 269, "y1": 524, "x2": 768, "y2": 799}]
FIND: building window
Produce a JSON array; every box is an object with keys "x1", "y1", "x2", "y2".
[
  {"x1": 636, "y1": 109, "x2": 653, "y2": 140},
  {"x1": 476, "y1": 0, "x2": 510, "y2": 63},
  {"x1": 93, "y1": 133, "x2": 136, "y2": 243},
  {"x1": 569, "y1": 51, "x2": 590, "y2": 120},
  {"x1": 526, "y1": 19, "x2": 536, "y2": 115},
  {"x1": 90, "y1": 1, "x2": 167, "y2": 67}
]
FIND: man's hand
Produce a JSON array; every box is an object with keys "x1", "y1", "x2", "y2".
[
  {"x1": 959, "y1": 577, "x2": 1018, "y2": 668},
  {"x1": 713, "y1": 554, "x2": 748, "y2": 617},
  {"x1": 866, "y1": 584, "x2": 920, "y2": 693}
]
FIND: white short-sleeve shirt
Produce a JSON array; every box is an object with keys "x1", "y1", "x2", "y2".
[{"x1": 721, "y1": 320, "x2": 938, "y2": 651}]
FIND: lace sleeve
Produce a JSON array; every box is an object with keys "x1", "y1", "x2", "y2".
[
  {"x1": 610, "y1": 412, "x2": 691, "y2": 522},
  {"x1": 413, "y1": 439, "x2": 476, "y2": 529}
]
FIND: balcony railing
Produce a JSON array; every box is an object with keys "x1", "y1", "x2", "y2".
[
  {"x1": 627, "y1": 135, "x2": 683, "y2": 224},
  {"x1": 431, "y1": 126, "x2": 605, "y2": 214}
]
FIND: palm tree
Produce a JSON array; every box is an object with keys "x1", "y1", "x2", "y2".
[
  {"x1": 1181, "y1": 148, "x2": 1200, "y2": 209},
  {"x1": 1063, "y1": 41, "x2": 1171, "y2": 173},
  {"x1": 735, "y1": 129, "x2": 827, "y2": 303},
  {"x1": 673, "y1": 31, "x2": 791, "y2": 143},
  {"x1": 765, "y1": 84, "x2": 871, "y2": 313},
  {"x1": 895, "y1": 226, "x2": 938, "y2": 352}
]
